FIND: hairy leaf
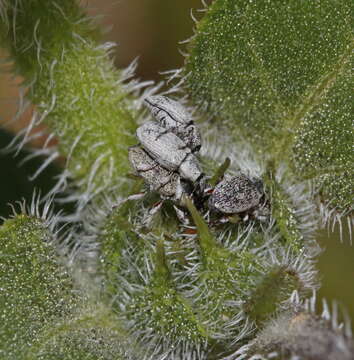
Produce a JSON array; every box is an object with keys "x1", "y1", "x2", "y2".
[
  {"x1": 185, "y1": 0, "x2": 353, "y2": 212},
  {"x1": 0, "y1": 0, "x2": 137, "y2": 198}
]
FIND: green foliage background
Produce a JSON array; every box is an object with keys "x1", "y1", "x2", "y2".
[{"x1": 1, "y1": 0, "x2": 352, "y2": 319}]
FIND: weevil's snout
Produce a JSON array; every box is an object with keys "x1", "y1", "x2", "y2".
[
  {"x1": 144, "y1": 95, "x2": 164, "y2": 107},
  {"x1": 143, "y1": 97, "x2": 152, "y2": 107},
  {"x1": 143, "y1": 97, "x2": 155, "y2": 110}
]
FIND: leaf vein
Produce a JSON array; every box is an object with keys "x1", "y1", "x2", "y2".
[{"x1": 289, "y1": 36, "x2": 353, "y2": 130}]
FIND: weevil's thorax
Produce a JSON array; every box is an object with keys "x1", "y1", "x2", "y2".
[
  {"x1": 179, "y1": 124, "x2": 202, "y2": 152},
  {"x1": 179, "y1": 154, "x2": 203, "y2": 183}
]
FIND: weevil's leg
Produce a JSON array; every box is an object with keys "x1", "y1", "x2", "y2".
[
  {"x1": 175, "y1": 178, "x2": 184, "y2": 201},
  {"x1": 111, "y1": 192, "x2": 146, "y2": 209},
  {"x1": 253, "y1": 206, "x2": 270, "y2": 223},
  {"x1": 203, "y1": 209, "x2": 210, "y2": 221},
  {"x1": 204, "y1": 187, "x2": 214, "y2": 196},
  {"x1": 209, "y1": 215, "x2": 229, "y2": 227},
  {"x1": 149, "y1": 200, "x2": 164, "y2": 216},
  {"x1": 142, "y1": 200, "x2": 164, "y2": 226},
  {"x1": 138, "y1": 162, "x2": 159, "y2": 172},
  {"x1": 190, "y1": 174, "x2": 207, "y2": 200},
  {"x1": 219, "y1": 216, "x2": 230, "y2": 225},
  {"x1": 173, "y1": 205, "x2": 190, "y2": 225},
  {"x1": 154, "y1": 171, "x2": 175, "y2": 192},
  {"x1": 242, "y1": 213, "x2": 250, "y2": 222}
]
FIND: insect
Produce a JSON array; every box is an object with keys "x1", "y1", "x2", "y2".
[
  {"x1": 127, "y1": 95, "x2": 269, "y2": 226},
  {"x1": 136, "y1": 121, "x2": 203, "y2": 183},
  {"x1": 128, "y1": 145, "x2": 194, "y2": 224},
  {"x1": 144, "y1": 95, "x2": 201, "y2": 152},
  {"x1": 125, "y1": 95, "x2": 205, "y2": 224},
  {"x1": 128, "y1": 145, "x2": 186, "y2": 200},
  {"x1": 208, "y1": 173, "x2": 269, "y2": 222}
]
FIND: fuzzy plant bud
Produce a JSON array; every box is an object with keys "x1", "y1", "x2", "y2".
[
  {"x1": 0, "y1": 214, "x2": 78, "y2": 358},
  {"x1": 0, "y1": 0, "x2": 140, "y2": 205}
]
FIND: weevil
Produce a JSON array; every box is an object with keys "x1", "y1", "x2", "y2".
[
  {"x1": 144, "y1": 95, "x2": 201, "y2": 152},
  {"x1": 209, "y1": 173, "x2": 269, "y2": 222},
  {"x1": 128, "y1": 145, "x2": 194, "y2": 225},
  {"x1": 136, "y1": 121, "x2": 203, "y2": 183},
  {"x1": 128, "y1": 145, "x2": 186, "y2": 200}
]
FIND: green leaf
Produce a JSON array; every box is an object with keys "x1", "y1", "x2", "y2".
[
  {"x1": 185, "y1": 0, "x2": 353, "y2": 212},
  {"x1": 0, "y1": 214, "x2": 136, "y2": 359},
  {"x1": 292, "y1": 58, "x2": 353, "y2": 212}
]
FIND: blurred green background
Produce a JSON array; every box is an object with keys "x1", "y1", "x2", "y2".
[{"x1": 0, "y1": 0, "x2": 353, "y2": 322}]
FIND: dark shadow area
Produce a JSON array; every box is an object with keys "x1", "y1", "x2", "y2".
[{"x1": 0, "y1": 129, "x2": 72, "y2": 223}]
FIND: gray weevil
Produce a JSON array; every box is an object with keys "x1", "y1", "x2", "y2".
[
  {"x1": 209, "y1": 173, "x2": 268, "y2": 222},
  {"x1": 144, "y1": 95, "x2": 201, "y2": 152},
  {"x1": 136, "y1": 121, "x2": 203, "y2": 183},
  {"x1": 128, "y1": 145, "x2": 193, "y2": 225},
  {"x1": 128, "y1": 145, "x2": 185, "y2": 200}
]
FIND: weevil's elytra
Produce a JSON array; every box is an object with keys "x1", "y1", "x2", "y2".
[
  {"x1": 136, "y1": 122, "x2": 203, "y2": 183},
  {"x1": 144, "y1": 96, "x2": 192, "y2": 126},
  {"x1": 144, "y1": 95, "x2": 202, "y2": 152},
  {"x1": 209, "y1": 174, "x2": 263, "y2": 214},
  {"x1": 128, "y1": 145, "x2": 181, "y2": 198}
]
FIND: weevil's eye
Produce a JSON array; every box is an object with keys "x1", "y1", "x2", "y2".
[{"x1": 193, "y1": 144, "x2": 201, "y2": 153}]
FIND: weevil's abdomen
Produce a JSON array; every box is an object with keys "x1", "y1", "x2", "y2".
[
  {"x1": 128, "y1": 145, "x2": 180, "y2": 198},
  {"x1": 209, "y1": 174, "x2": 263, "y2": 214}
]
